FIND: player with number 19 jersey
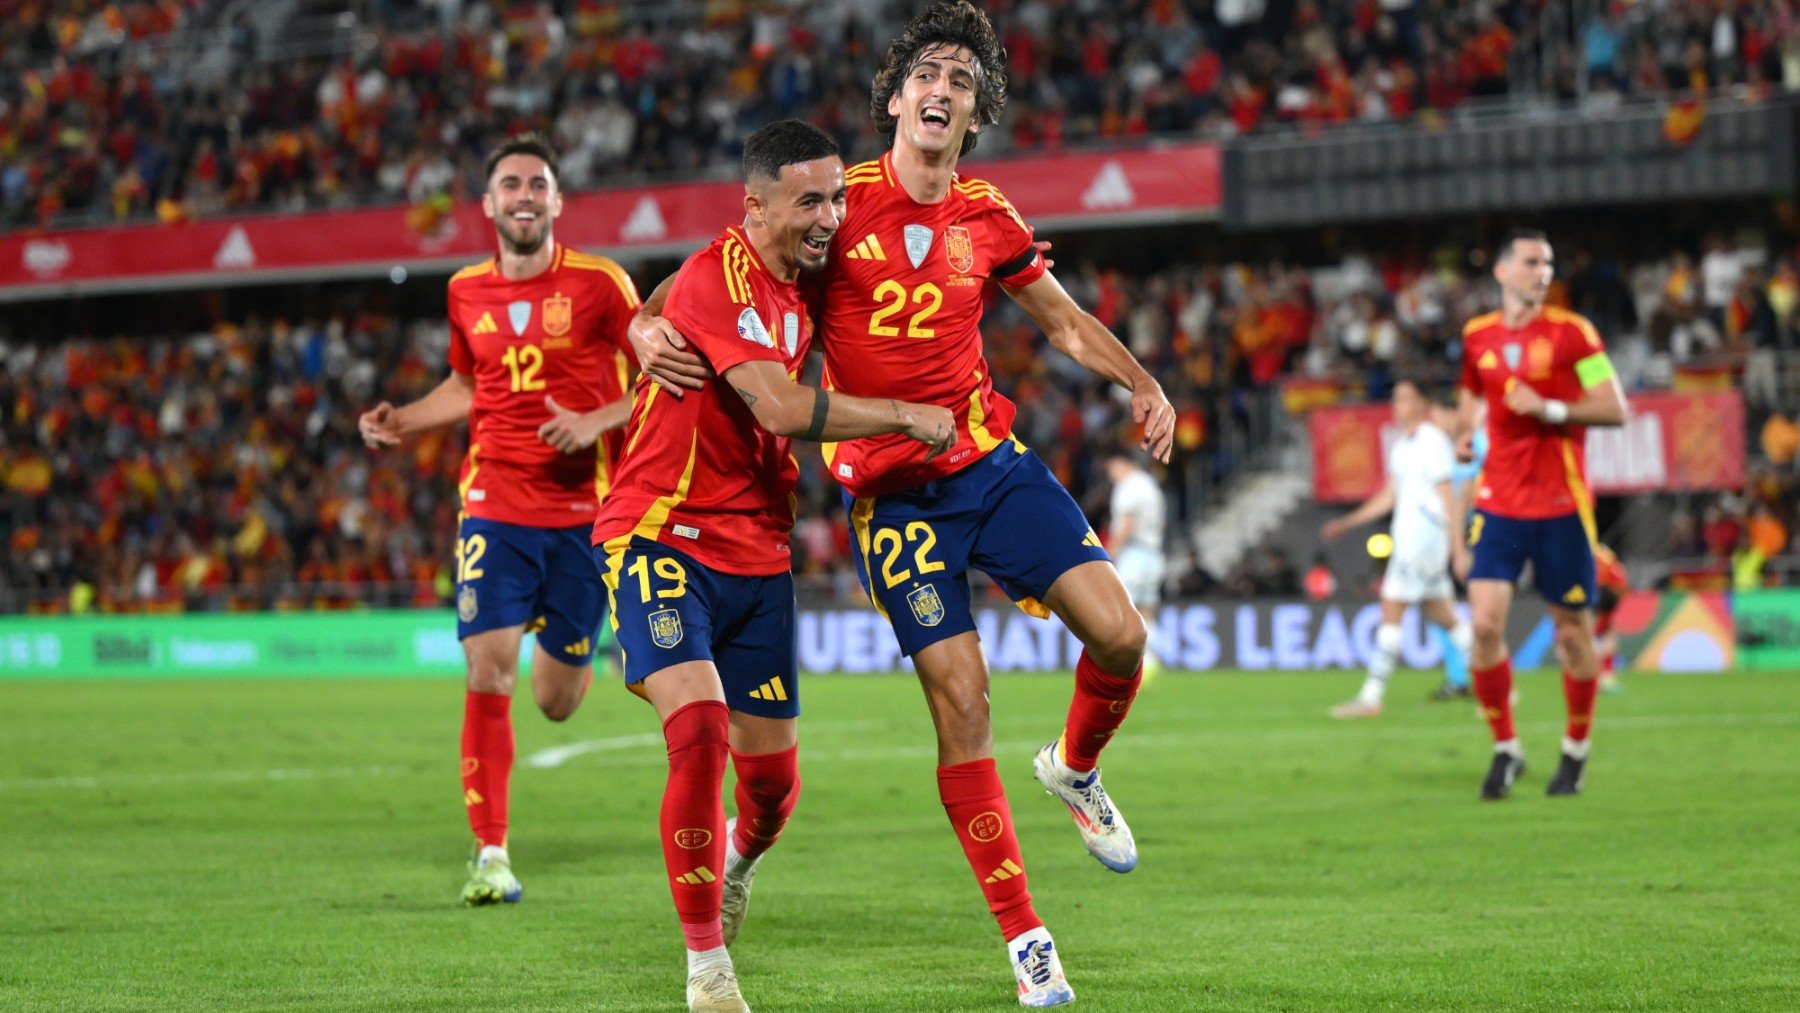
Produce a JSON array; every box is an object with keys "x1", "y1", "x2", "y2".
[
  {"x1": 592, "y1": 226, "x2": 813, "y2": 577},
  {"x1": 449, "y1": 244, "x2": 641, "y2": 526},
  {"x1": 815, "y1": 151, "x2": 1047, "y2": 498}
]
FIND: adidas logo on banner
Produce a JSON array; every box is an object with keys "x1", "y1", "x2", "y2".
[
  {"x1": 1081, "y1": 161, "x2": 1134, "y2": 210},
  {"x1": 621, "y1": 196, "x2": 667, "y2": 242},
  {"x1": 984, "y1": 859, "x2": 1024, "y2": 884},
  {"x1": 674, "y1": 866, "x2": 716, "y2": 885},
  {"x1": 748, "y1": 677, "x2": 788, "y2": 702},
  {"x1": 846, "y1": 234, "x2": 887, "y2": 261},
  {"x1": 214, "y1": 226, "x2": 256, "y2": 269}
]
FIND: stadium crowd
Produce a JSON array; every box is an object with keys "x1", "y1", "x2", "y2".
[
  {"x1": 8, "y1": 0, "x2": 1800, "y2": 229},
  {"x1": 4, "y1": 230, "x2": 1796, "y2": 612}
]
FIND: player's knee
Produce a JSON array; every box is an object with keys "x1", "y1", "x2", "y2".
[
  {"x1": 1552, "y1": 621, "x2": 1589, "y2": 659},
  {"x1": 534, "y1": 688, "x2": 577, "y2": 722},
  {"x1": 1471, "y1": 613, "x2": 1506, "y2": 647},
  {"x1": 1088, "y1": 614, "x2": 1148, "y2": 675},
  {"x1": 465, "y1": 660, "x2": 518, "y2": 696}
]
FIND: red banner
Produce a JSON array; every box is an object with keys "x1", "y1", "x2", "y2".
[
  {"x1": 1309, "y1": 390, "x2": 1746, "y2": 503},
  {"x1": 0, "y1": 143, "x2": 1219, "y2": 299}
]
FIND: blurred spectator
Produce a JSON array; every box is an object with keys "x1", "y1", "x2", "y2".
[{"x1": 12, "y1": 0, "x2": 1800, "y2": 231}]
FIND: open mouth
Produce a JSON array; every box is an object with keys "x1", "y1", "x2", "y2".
[
  {"x1": 510, "y1": 210, "x2": 540, "y2": 224},
  {"x1": 801, "y1": 234, "x2": 831, "y2": 255},
  {"x1": 921, "y1": 107, "x2": 951, "y2": 128}
]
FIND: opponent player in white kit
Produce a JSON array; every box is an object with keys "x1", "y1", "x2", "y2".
[
  {"x1": 1321, "y1": 379, "x2": 1475, "y2": 717},
  {"x1": 1104, "y1": 452, "x2": 1167, "y2": 673}
]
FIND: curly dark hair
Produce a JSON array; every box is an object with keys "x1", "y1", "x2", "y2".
[
  {"x1": 482, "y1": 132, "x2": 561, "y2": 187},
  {"x1": 869, "y1": 1, "x2": 1008, "y2": 158}
]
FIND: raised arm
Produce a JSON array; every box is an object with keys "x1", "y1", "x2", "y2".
[
  {"x1": 627, "y1": 273, "x2": 710, "y2": 396},
  {"x1": 1004, "y1": 270, "x2": 1176, "y2": 462},
  {"x1": 723, "y1": 359, "x2": 954, "y2": 458},
  {"x1": 359, "y1": 372, "x2": 475, "y2": 448}
]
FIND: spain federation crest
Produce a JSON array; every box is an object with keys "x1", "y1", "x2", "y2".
[
  {"x1": 542, "y1": 292, "x2": 572, "y2": 336},
  {"x1": 907, "y1": 583, "x2": 945, "y2": 627},
  {"x1": 649, "y1": 608, "x2": 684, "y2": 648},
  {"x1": 457, "y1": 585, "x2": 478, "y2": 623},
  {"x1": 945, "y1": 225, "x2": 974, "y2": 275}
]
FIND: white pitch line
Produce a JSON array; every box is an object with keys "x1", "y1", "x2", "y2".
[
  {"x1": 525, "y1": 733, "x2": 667, "y2": 769},
  {"x1": 6, "y1": 713, "x2": 1791, "y2": 791}
]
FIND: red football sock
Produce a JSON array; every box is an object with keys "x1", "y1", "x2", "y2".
[
  {"x1": 938, "y1": 759, "x2": 1041, "y2": 941},
  {"x1": 1060, "y1": 650, "x2": 1142, "y2": 772},
  {"x1": 461, "y1": 690, "x2": 513, "y2": 848},
  {"x1": 660, "y1": 701, "x2": 730, "y2": 952},
  {"x1": 1471, "y1": 659, "x2": 1516, "y2": 744},
  {"x1": 730, "y1": 745, "x2": 800, "y2": 863},
  {"x1": 1563, "y1": 670, "x2": 1600, "y2": 743},
  {"x1": 1601, "y1": 651, "x2": 1615, "y2": 679}
]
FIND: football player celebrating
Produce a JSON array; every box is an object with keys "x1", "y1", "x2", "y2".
[
  {"x1": 630, "y1": 4, "x2": 1175, "y2": 1005},
  {"x1": 359, "y1": 134, "x2": 640, "y2": 905}
]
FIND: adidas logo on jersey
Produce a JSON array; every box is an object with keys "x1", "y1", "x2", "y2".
[
  {"x1": 846, "y1": 234, "x2": 887, "y2": 261},
  {"x1": 674, "y1": 866, "x2": 716, "y2": 885},
  {"x1": 563, "y1": 638, "x2": 590, "y2": 657},
  {"x1": 984, "y1": 859, "x2": 1024, "y2": 884},
  {"x1": 748, "y1": 677, "x2": 789, "y2": 702},
  {"x1": 472, "y1": 312, "x2": 498, "y2": 335}
]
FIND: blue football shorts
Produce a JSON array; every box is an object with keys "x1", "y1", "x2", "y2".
[{"x1": 844, "y1": 438, "x2": 1110, "y2": 657}]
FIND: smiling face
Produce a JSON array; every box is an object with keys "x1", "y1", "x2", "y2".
[
  {"x1": 886, "y1": 43, "x2": 981, "y2": 159},
  {"x1": 747, "y1": 155, "x2": 846, "y2": 278},
  {"x1": 482, "y1": 154, "x2": 562, "y2": 256},
  {"x1": 1495, "y1": 237, "x2": 1554, "y2": 308}
]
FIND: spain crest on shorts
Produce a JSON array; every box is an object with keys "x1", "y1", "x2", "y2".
[
  {"x1": 457, "y1": 585, "x2": 478, "y2": 623},
  {"x1": 649, "y1": 608, "x2": 684, "y2": 648},
  {"x1": 945, "y1": 225, "x2": 974, "y2": 275},
  {"x1": 542, "y1": 292, "x2": 572, "y2": 337},
  {"x1": 907, "y1": 583, "x2": 945, "y2": 627}
]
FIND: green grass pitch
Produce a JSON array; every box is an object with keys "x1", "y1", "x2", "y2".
[{"x1": 4, "y1": 668, "x2": 1797, "y2": 1010}]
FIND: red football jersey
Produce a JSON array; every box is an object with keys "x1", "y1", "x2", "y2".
[
  {"x1": 592, "y1": 226, "x2": 813, "y2": 576},
  {"x1": 447, "y1": 244, "x2": 639, "y2": 528},
  {"x1": 1459, "y1": 306, "x2": 1612, "y2": 521},
  {"x1": 814, "y1": 152, "x2": 1047, "y2": 498}
]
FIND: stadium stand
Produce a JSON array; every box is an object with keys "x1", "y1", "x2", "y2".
[
  {"x1": 6, "y1": 0, "x2": 1799, "y2": 229},
  {"x1": 5, "y1": 234, "x2": 1796, "y2": 612}
]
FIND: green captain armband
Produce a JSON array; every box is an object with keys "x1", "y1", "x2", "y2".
[{"x1": 1575, "y1": 352, "x2": 1615, "y2": 389}]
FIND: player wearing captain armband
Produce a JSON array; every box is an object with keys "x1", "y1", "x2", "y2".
[{"x1": 1454, "y1": 228, "x2": 1627, "y2": 801}]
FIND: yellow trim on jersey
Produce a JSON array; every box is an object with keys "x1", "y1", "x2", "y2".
[
  {"x1": 552, "y1": 245, "x2": 567, "y2": 271},
  {"x1": 458, "y1": 443, "x2": 482, "y2": 507},
  {"x1": 1462, "y1": 310, "x2": 1502, "y2": 337},
  {"x1": 1561, "y1": 438, "x2": 1599, "y2": 544},
  {"x1": 849, "y1": 496, "x2": 890, "y2": 619},
  {"x1": 564, "y1": 251, "x2": 643, "y2": 307},
  {"x1": 845, "y1": 159, "x2": 885, "y2": 185},
  {"x1": 721, "y1": 236, "x2": 755, "y2": 306},
  {"x1": 625, "y1": 384, "x2": 662, "y2": 456},
  {"x1": 965, "y1": 370, "x2": 1004, "y2": 453},
  {"x1": 630, "y1": 431, "x2": 699, "y2": 543},
  {"x1": 450, "y1": 260, "x2": 494, "y2": 284},
  {"x1": 593, "y1": 442, "x2": 611, "y2": 503},
  {"x1": 954, "y1": 179, "x2": 1028, "y2": 229},
  {"x1": 612, "y1": 349, "x2": 632, "y2": 397}
]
